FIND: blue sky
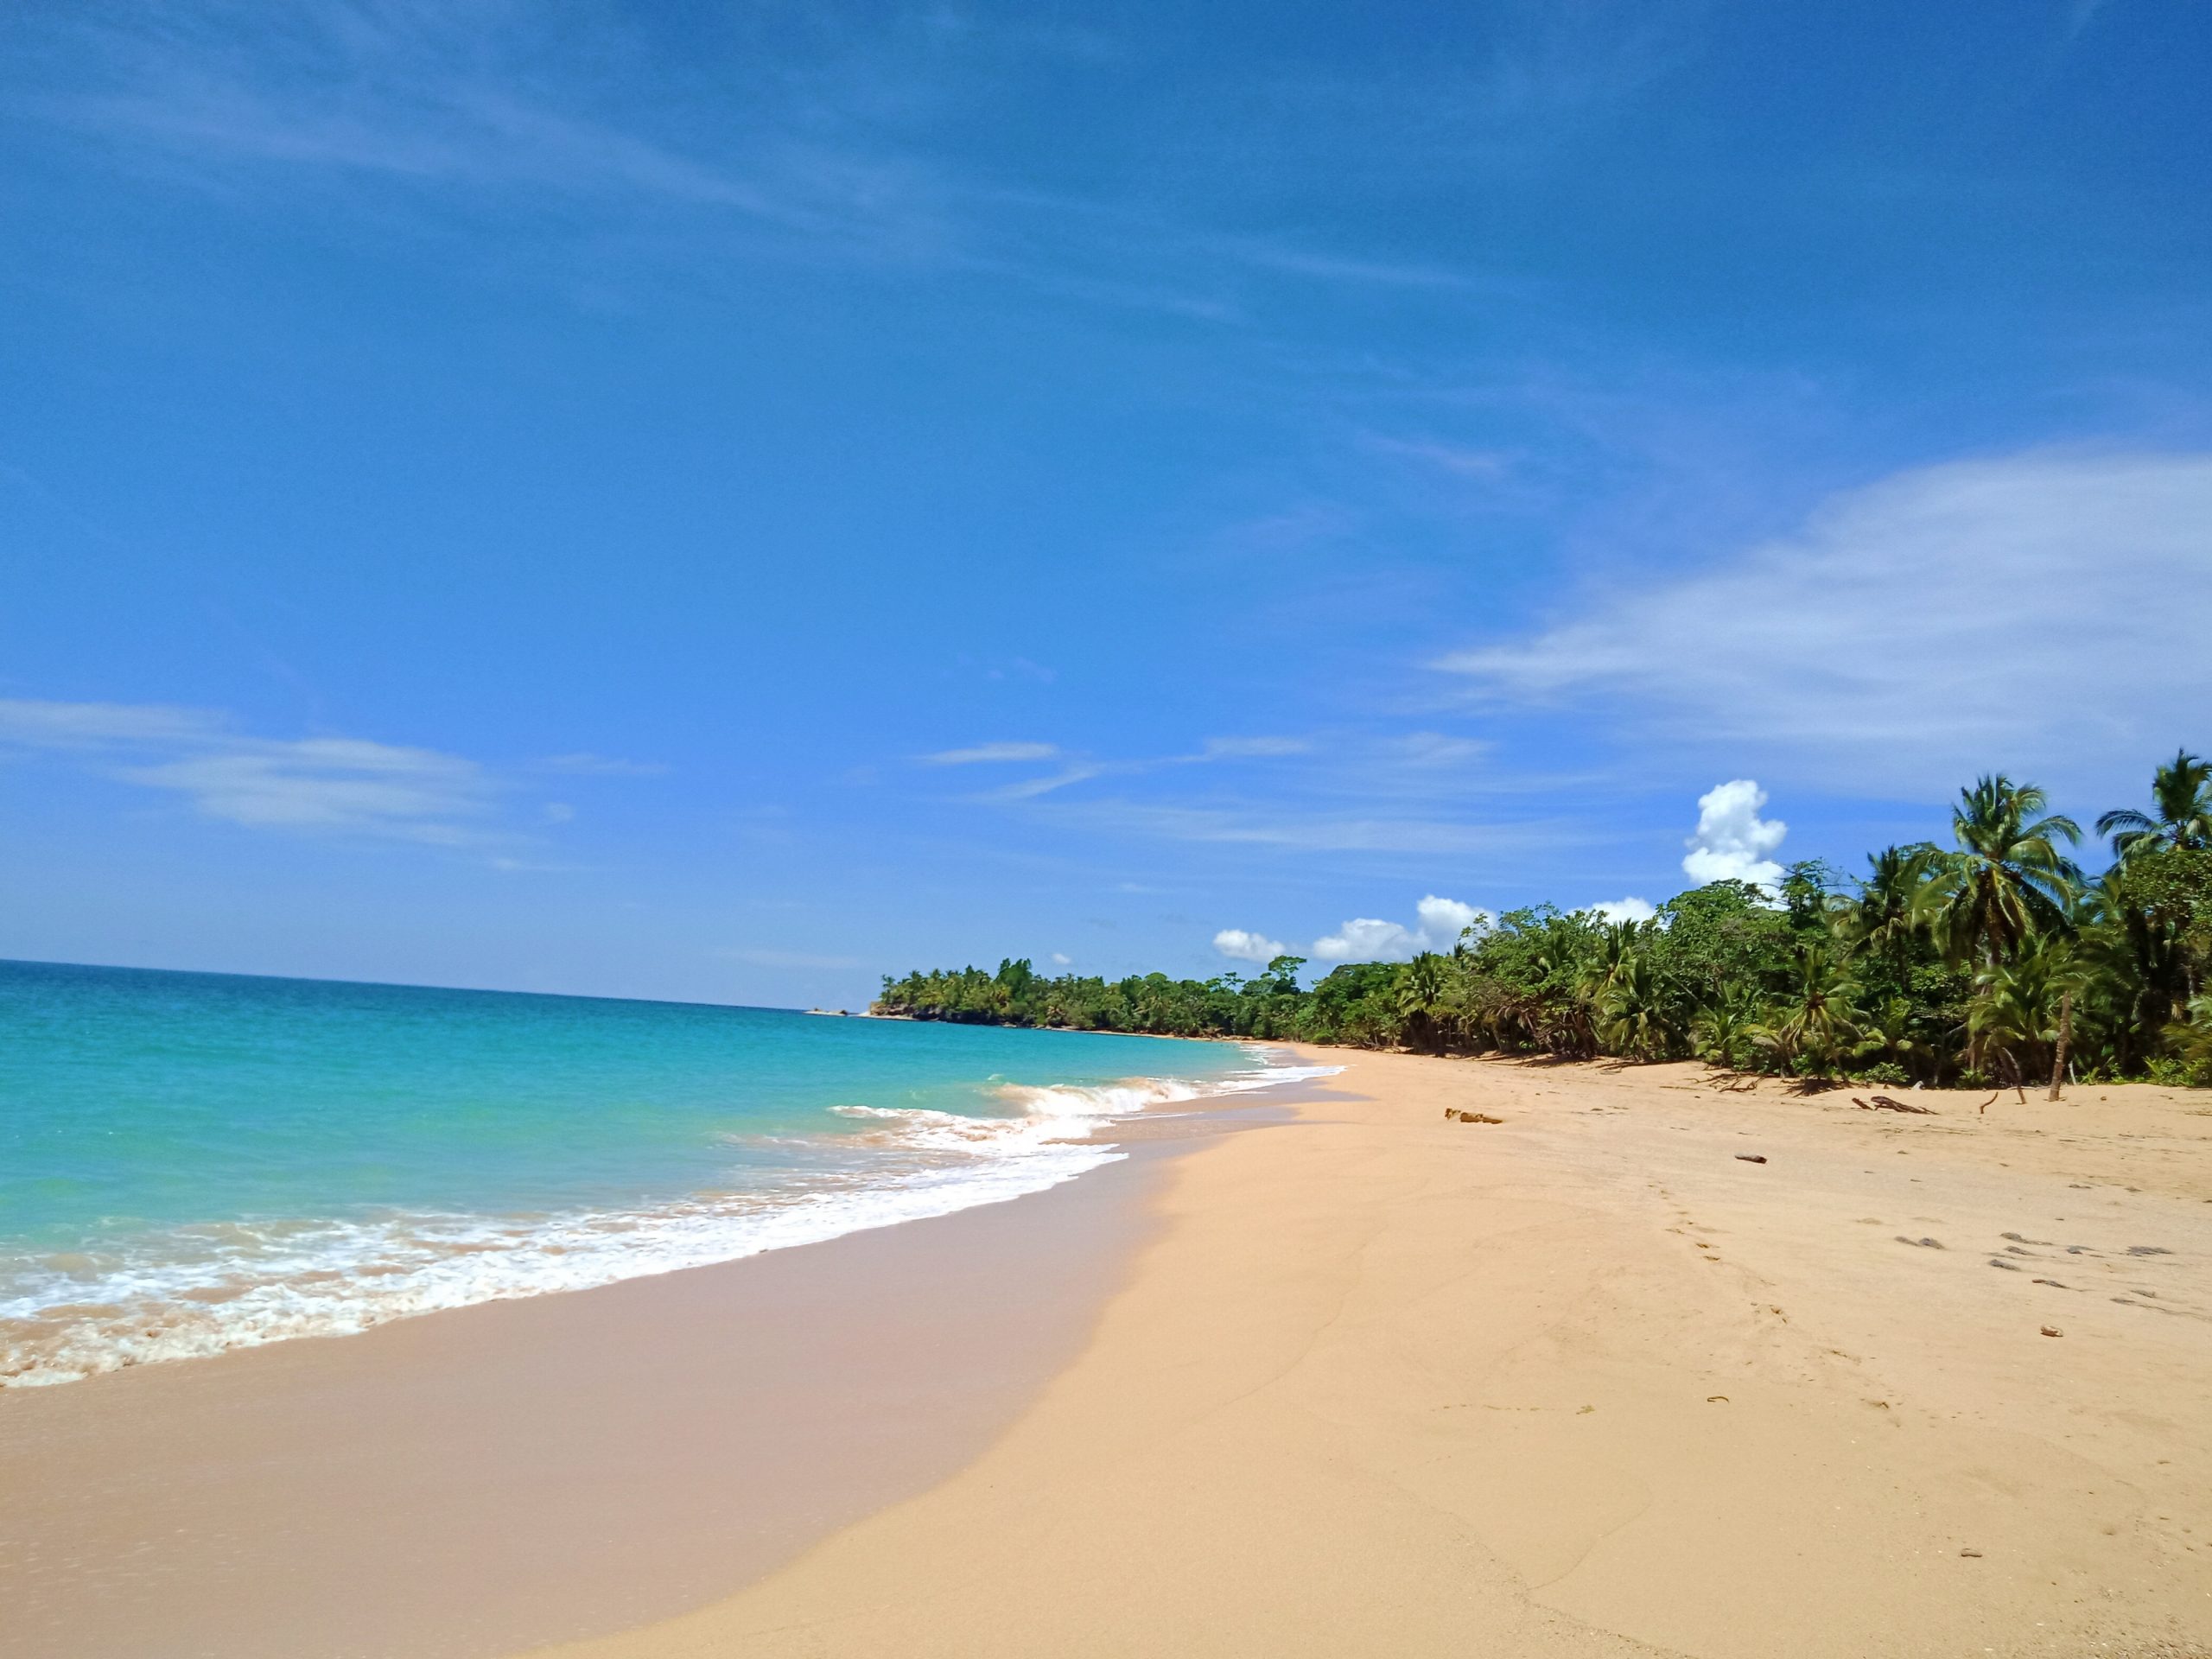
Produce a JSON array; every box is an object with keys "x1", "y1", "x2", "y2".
[{"x1": 3, "y1": 0, "x2": 2209, "y2": 1006}]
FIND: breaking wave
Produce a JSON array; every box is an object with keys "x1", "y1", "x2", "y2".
[{"x1": 0, "y1": 1052, "x2": 1333, "y2": 1387}]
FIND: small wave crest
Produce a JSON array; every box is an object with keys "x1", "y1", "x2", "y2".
[{"x1": 0, "y1": 1050, "x2": 1334, "y2": 1387}]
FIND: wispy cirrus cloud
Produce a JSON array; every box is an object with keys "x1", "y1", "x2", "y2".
[
  {"x1": 919, "y1": 734, "x2": 1313, "y2": 795},
  {"x1": 918, "y1": 741, "x2": 1062, "y2": 766},
  {"x1": 918, "y1": 726, "x2": 1552, "y2": 863},
  {"x1": 0, "y1": 696, "x2": 528, "y2": 847},
  {"x1": 717, "y1": 946, "x2": 861, "y2": 971},
  {"x1": 120, "y1": 741, "x2": 492, "y2": 842},
  {"x1": 1435, "y1": 448, "x2": 2212, "y2": 794},
  {"x1": 1046, "y1": 798, "x2": 1563, "y2": 857},
  {"x1": 1194, "y1": 735, "x2": 1312, "y2": 760},
  {"x1": 533, "y1": 752, "x2": 669, "y2": 777},
  {"x1": 3, "y1": 0, "x2": 1663, "y2": 327},
  {"x1": 971, "y1": 765, "x2": 1105, "y2": 802}
]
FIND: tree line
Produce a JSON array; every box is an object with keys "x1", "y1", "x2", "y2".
[{"x1": 873, "y1": 758, "x2": 2212, "y2": 1090}]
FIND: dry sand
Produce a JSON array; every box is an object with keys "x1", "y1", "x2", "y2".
[{"x1": 525, "y1": 1050, "x2": 2212, "y2": 1659}]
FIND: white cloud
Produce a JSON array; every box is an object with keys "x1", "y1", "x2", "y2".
[
  {"x1": 1198, "y1": 735, "x2": 1311, "y2": 759},
  {"x1": 1384, "y1": 732, "x2": 1491, "y2": 769},
  {"x1": 1312, "y1": 894, "x2": 1491, "y2": 963},
  {"x1": 0, "y1": 696, "x2": 513, "y2": 846},
  {"x1": 920, "y1": 741, "x2": 1061, "y2": 766},
  {"x1": 1050, "y1": 951, "x2": 1072, "y2": 966},
  {"x1": 720, "y1": 948, "x2": 862, "y2": 970},
  {"x1": 535, "y1": 753, "x2": 667, "y2": 777},
  {"x1": 1049, "y1": 800, "x2": 1556, "y2": 856},
  {"x1": 1591, "y1": 896, "x2": 1657, "y2": 923},
  {"x1": 1433, "y1": 450, "x2": 2212, "y2": 792},
  {"x1": 1312, "y1": 918, "x2": 1418, "y2": 963},
  {"x1": 1213, "y1": 928, "x2": 1290, "y2": 963},
  {"x1": 1681, "y1": 779, "x2": 1786, "y2": 891},
  {"x1": 120, "y1": 743, "x2": 491, "y2": 841},
  {"x1": 0, "y1": 698, "x2": 226, "y2": 747},
  {"x1": 1363, "y1": 435, "x2": 1513, "y2": 479},
  {"x1": 975, "y1": 764, "x2": 1103, "y2": 801},
  {"x1": 1414, "y1": 894, "x2": 1488, "y2": 946}
]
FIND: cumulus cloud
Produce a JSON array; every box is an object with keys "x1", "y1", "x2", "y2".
[
  {"x1": 1681, "y1": 779, "x2": 1786, "y2": 891},
  {"x1": 1213, "y1": 928, "x2": 1290, "y2": 963},
  {"x1": 1311, "y1": 894, "x2": 1491, "y2": 963},
  {"x1": 1433, "y1": 450, "x2": 2212, "y2": 793},
  {"x1": 1591, "y1": 896, "x2": 1657, "y2": 923},
  {"x1": 0, "y1": 696, "x2": 504, "y2": 845},
  {"x1": 1311, "y1": 918, "x2": 1419, "y2": 962},
  {"x1": 919, "y1": 741, "x2": 1060, "y2": 766},
  {"x1": 1414, "y1": 894, "x2": 1487, "y2": 944}
]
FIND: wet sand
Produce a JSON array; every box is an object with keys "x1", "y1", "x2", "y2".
[
  {"x1": 522, "y1": 1051, "x2": 2212, "y2": 1659},
  {"x1": 0, "y1": 1108, "x2": 1283, "y2": 1659}
]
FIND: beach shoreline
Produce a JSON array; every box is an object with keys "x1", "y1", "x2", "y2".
[
  {"x1": 0, "y1": 963, "x2": 1313, "y2": 1392},
  {"x1": 7, "y1": 1048, "x2": 2209, "y2": 1659},
  {"x1": 0, "y1": 1082, "x2": 1306, "y2": 1659},
  {"x1": 519, "y1": 1046, "x2": 2212, "y2": 1659}
]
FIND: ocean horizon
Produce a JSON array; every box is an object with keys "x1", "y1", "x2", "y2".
[{"x1": 0, "y1": 958, "x2": 1324, "y2": 1387}]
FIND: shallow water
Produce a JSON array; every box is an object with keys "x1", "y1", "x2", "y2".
[{"x1": 0, "y1": 960, "x2": 1319, "y2": 1384}]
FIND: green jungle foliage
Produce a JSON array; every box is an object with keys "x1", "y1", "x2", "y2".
[{"x1": 874, "y1": 756, "x2": 2212, "y2": 1088}]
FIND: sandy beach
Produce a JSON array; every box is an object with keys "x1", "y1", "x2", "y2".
[
  {"x1": 7, "y1": 1051, "x2": 2210, "y2": 1659},
  {"x1": 0, "y1": 1127, "x2": 1217, "y2": 1659},
  {"x1": 523, "y1": 1048, "x2": 2212, "y2": 1659}
]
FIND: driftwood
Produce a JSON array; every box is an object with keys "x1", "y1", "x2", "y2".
[
  {"x1": 1734, "y1": 1154, "x2": 1768, "y2": 1164},
  {"x1": 1445, "y1": 1108, "x2": 1503, "y2": 1124},
  {"x1": 1852, "y1": 1095, "x2": 1936, "y2": 1115}
]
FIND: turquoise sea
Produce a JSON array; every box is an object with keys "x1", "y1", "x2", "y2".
[{"x1": 0, "y1": 961, "x2": 1320, "y2": 1386}]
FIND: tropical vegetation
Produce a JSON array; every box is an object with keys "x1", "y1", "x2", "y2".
[{"x1": 874, "y1": 757, "x2": 2212, "y2": 1090}]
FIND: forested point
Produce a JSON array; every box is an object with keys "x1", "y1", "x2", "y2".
[{"x1": 874, "y1": 760, "x2": 2212, "y2": 1090}]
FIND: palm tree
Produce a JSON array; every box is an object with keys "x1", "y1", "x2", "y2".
[
  {"x1": 1753, "y1": 944, "x2": 1861, "y2": 1075},
  {"x1": 1597, "y1": 952, "x2": 1674, "y2": 1061},
  {"x1": 1835, "y1": 843, "x2": 1934, "y2": 975},
  {"x1": 1918, "y1": 776, "x2": 2083, "y2": 967},
  {"x1": 1853, "y1": 995, "x2": 1933, "y2": 1083},
  {"x1": 1966, "y1": 936, "x2": 2087, "y2": 1096},
  {"x1": 2078, "y1": 865, "x2": 2196, "y2": 1063},
  {"x1": 2166, "y1": 993, "x2": 2212, "y2": 1078},
  {"x1": 2097, "y1": 750, "x2": 2212, "y2": 861},
  {"x1": 1579, "y1": 920, "x2": 1642, "y2": 999},
  {"x1": 1395, "y1": 953, "x2": 1448, "y2": 1054},
  {"x1": 1691, "y1": 995, "x2": 1758, "y2": 1071}
]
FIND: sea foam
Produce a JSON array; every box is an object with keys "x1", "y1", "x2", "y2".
[{"x1": 0, "y1": 1053, "x2": 1333, "y2": 1387}]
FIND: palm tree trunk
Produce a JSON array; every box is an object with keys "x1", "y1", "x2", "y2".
[{"x1": 2047, "y1": 989, "x2": 2072, "y2": 1101}]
